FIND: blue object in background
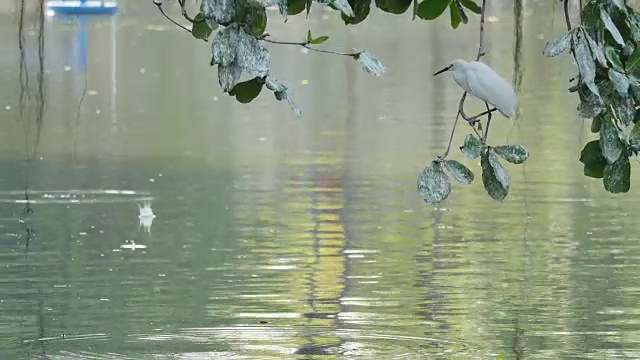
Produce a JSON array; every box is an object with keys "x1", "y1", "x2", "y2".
[{"x1": 46, "y1": 0, "x2": 118, "y2": 15}]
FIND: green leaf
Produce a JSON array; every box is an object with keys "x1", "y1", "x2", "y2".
[
  {"x1": 459, "y1": 0, "x2": 480, "y2": 14},
  {"x1": 211, "y1": 25, "x2": 270, "y2": 92},
  {"x1": 493, "y1": 145, "x2": 530, "y2": 164},
  {"x1": 355, "y1": 51, "x2": 386, "y2": 76},
  {"x1": 455, "y1": 1, "x2": 468, "y2": 24},
  {"x1": 375, "y1": 0, "x2": 411, "y2": 14},
  {"x1": 306, "y1": 0, "x2": 312, "y2": 17},
  {"x1": 331, "y1": 0, "x2": 356, "y2": 17},
  {"x1": 448, "y1": 1, "x2": 461, "y2": 29},
  {"x1": 265, "y1": 76, "x2": 302, "y2": 117},
  {"x1": 591, "y1": 115, "x2": 603, "y2": 133},
  {"x1": 310, "y1": 36, "x2": 329, "y2": 44},
  {"x1": 191, "y1": 13, "x2": 213, "y2": 40},
  {"x1": 611, "y1": 0, "x2": 624, "y2": 10},
  {"x1": 580, "y1": 140, "x2": 607, "y2": 178},
  {"x1": 603, "y1": 154, "x2": 631, "y2": 193},
  {"x1": 574, "y1": 31, "x2": 600, "y2": 98},
  {"x1": 306, "y1": 30, "x2": 313, "y2": 43},
  {"x1": 229, "y1": 77, "x2": 264, "y2": 103},
  {"x1": 237, "y1": 1, "x2": 268, "y2": 36},
  {"x1": 605, "y1": 46, "x2": 624, "y2": 70},
  {"x1": 586, "y1": 31, "x2": 608, "y2": 67},
  {"x1": 201, "y1": 0, "x2": 242, "y2": 25},
  {"x1": 443, "y1": 160, "x2": 474, "y2": 184},
  {"x1": 628, "y1": 121, "x2": 640, "y2": 150},
  {"x1": 274, "y1": 0, "x2": 288, "y2": 19},
  {"x1": 286, "y1": 0, "x2": 306, "y2": 15},
  {"x1": 581, "y1": 1, "x2": 598, "y2": 26},
  {"x1": 600, "y1": 5, "x2": 625, "y2": 46},
  {"x1": 629, "y1": 76, "x2": 640, "y2": 102},
  {"x1": 341, "y1": 0, "x2": 371, "y2": 24},
  {"x1": 623, "y1": 41, "x2": 635, "y2": 58},
  {"x1": 600, "y1": 117, "x2": 624, "y2": 163},
  {"x1": 481, "y1": 150, "x2": 510, "y2": 202},
  {"x1": 627, "y1": 17, "x2": 640, "y2": 43},
  {"x1": 459, "y1": 134, "x2": 485, "y2": 159},
  {"x1": 578, "y1": 96, "x2": 605, "y2": 118},
  {"x1": 615, "y1": 95, "x2": 635, "y2": 126},
  {"x1": 416, "y1": 0, "x2": 450, "y2": 20},
  {"x1": 578, "y1": 80, "x2": 608, "y2": 113},
  {"x1": 626, "y1": 46, "x2": 640, "y2": 72},
  {"x1": 608, "y1": 68, "x2": 630, "y2": 96},
  {"x1": 417, "y1": 162, "x2": 452, "y2": 204},
  {"x1": 543, "y1": 31, "x2": 572, "y2": 58}
]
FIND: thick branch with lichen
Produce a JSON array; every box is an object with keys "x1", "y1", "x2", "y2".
[{"x1": 152, "y1": 1, "x2": 367, "y2": 58}]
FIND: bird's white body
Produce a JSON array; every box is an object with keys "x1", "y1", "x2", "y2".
[{"x1": 439, "y1": 59, "x2": 518, "y2": 118}]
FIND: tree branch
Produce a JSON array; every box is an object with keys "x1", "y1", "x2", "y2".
[
  {"x1": 482, "y1": 102, "x2": 492, "y2": 141},
  {"x1": 439, "y1": 112, "x2": 461, "y2": 160},
  {"x1": 154, "y1": 1, "x2": 206, "y2": 41},
  {"x1": 260, "y1": 36, "x2": 359, "y2": 57},
  {"x1": 563, "y1": 0, "x2": 572, "y2": 31},
  {"x1": 178, "y1": 0, "x2": 196, "y2": 23},
  {"x1": 476, "y1": 0, "x2": 487, "y2": 61},
  {"x1": 578, "y1": 0, "x2": 583, "y2": 22}
]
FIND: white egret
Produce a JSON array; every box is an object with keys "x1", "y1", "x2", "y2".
[{"x1": 433, "y1": 59, "x2": 518, "y2": 119}]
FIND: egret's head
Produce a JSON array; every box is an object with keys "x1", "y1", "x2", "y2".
[{"x1": 433, "y1": 59, "x2": 467, "y2": 76}]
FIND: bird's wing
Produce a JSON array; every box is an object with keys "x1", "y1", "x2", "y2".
[
  {"x1": 464, "y1": 67, "x2": 494, "y2": 105},
  {"x1": 465, "y1": 63, "x2": 517, "y2": 116}
]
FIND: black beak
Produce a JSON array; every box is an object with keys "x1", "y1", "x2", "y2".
[{"x1": 433, "y1": 65, "x2": 452, "y2": 76}]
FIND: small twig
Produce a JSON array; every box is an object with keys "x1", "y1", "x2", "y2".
[
  {"x1": 482, "y1": 102, "x2": 492, "y2": 141},
  {"x1": 563, "y1": 0, "x2": 572, "y2": 31},
  {"x1": 578, "y1": 0, "x2": 583, "y2": 22},
  {"x1": 412, "y1": 0, "x2": 418, "y2": 20},
  {"x1": 260, "y1": 36, "x2": 358, "y2": 57},
  {"x1": 458, "y1": 92, "x2": 498, "y2": 124},
  {"x1": 563, "y1": 0, "x2": 579, "y2": 70},
  {"x1": 178, "y1": 0, "x2": 196, "y2": 22},
  {"x1": 476, "y1": 0, "x2": 488, "y2": 61},
  {"x1": 469, "y1": 118, "x2": 484, "y2": 139},
  {"x1": 154, "y1": 3, "x2": 195, "y2": 34},
  {"x1": 439, "y1": 112, "x2": 461, "y2": 160}
]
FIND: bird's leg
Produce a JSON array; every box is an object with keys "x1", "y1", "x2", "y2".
[
  {"x1": 457, "y1": 93, "x2": 483, "y2": 139},
  {"x1": 481, "y1": 102, "x2": 492, "y2": 142},
  {"x1": 469, "y1": 107, "x2": 498, "y2": 121},
  {"x1": 458, "y1": 92, "x2": 498, "y2": 125}
]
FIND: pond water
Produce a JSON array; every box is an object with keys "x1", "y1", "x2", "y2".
[{"x1": 1, "y1": 1, "x2": 640, "y2": 359}]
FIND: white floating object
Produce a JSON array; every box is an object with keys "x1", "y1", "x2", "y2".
[
  {"x1": 138, "y1": 202, "x2": 156, "y2": 233},
  {"x1": 120, "y1": 240, "x2": 147, "y2": 250},
  {"x1": 138, "y1": 202, "x2": 156, "y2": 219}
]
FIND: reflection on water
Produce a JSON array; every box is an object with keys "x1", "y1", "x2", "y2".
[{"x1": 2, "y1": 1, "x2": 640, "y2": 359}]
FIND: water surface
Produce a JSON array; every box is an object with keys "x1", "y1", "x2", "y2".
[{"x1": 1, "y1": 1, "x2": 640, "y2": 359}]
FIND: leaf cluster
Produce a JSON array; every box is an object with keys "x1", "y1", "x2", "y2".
[
  {"x1": 543, "y1": 0, "x2": 640, "y2": 193},
  {"x1": 175, "y1": 0, "x2": 391, "y2": 115},
  {"x1": 418, "y1": 134, "x2": 529, "y2": 203},
  {"x1": 339, "y1": 0, "x2": 482, "y2": 28}
]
